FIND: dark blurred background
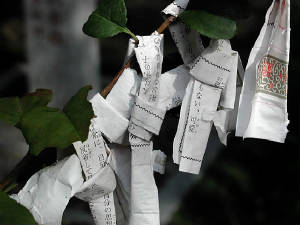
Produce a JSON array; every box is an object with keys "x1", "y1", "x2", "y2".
[{"x1": 0, "y1": 0, "x2": 299, "y2": 225}]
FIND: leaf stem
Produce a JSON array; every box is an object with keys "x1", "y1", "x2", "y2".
[{"x1": 125, "y1": 28, "x2": 139, "y2": 43}]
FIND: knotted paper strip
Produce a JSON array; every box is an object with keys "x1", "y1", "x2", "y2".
[
  {"x1": 73, "y1": 122, "x2": 117, "y2": 225},
  {"x1": 236, "y1": 0, "x2": 290, "y2": 143},
  {"x1": 173, "y1": 40, "x2": 237, "y2": 174},
  {"x1": 130, "y1": 32, "x2": 165, "y2": 135},
  {"x1": 128, "y1": 32, "x2": 164, "y2": 225}
]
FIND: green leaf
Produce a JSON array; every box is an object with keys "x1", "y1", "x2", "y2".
[
  {"x1": 187, "y1": 0, "x2": 251, "y2": 20},
  {"x1": 63, "y1": 85, "x2": 94, "y2": 141},
  {"x1": 82, "y1": 0, "x2": 137, "y2": 41},
  {"x1": 0, "y1": 87, "x2": 93, "y2": 156},
  {"x1": 19, "y1": 86, "x2": 93, "y2": 156},
  {"x1": 95, "y1": 0, "x2": 127, "y2": 27},
  {"x1": 20, "y1": 89, "x2": 53, "y2": 113},
  {"x1": 0, "y1": 97, "x2": 22, "y2": 125},
  {"x1": 0, "y1": 89, "x2": 52, "y2": 126},
  {"x1": 179, "y1": 10, "x2": 237, "y2": 39},
  {"x1": 0, "y1": 191, "x2": 37, "y2": 225},
  {"x1": 20, "y1": 107, "x2": 80, "y2": 156}
]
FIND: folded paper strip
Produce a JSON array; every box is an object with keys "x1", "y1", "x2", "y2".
[
  {"x1": 236, "y1": 0, "x2": 290, "y2": 143},
  {"x1": 171, "y1": 37, "x2": 240, "y2": 174}
]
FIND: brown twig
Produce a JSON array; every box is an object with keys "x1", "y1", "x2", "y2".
[
  {"x1": 100, "y1": 15, "x2": 176, "y2": 98},
  {"x1": 100, "y1": 60, "x2": 132, "y2": 97},
  {"x1": 157, "y1": 15, "x2": 176, "y2": 34}
]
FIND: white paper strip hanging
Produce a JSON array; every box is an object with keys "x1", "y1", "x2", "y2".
[
  {"x1": 236, "y1": 0, "x2": 290, "y2": 143},
  {"x1": 73, "y1": 122, "x2": 117, "y2": 225},
  {"x1": 131, "y1": 32, "x2": 165, "y2": 135},
  {"x1": 128, "y1": 133, "x2": 160, "y2": 225},
  {"x1": 173, "y1": 40, "x2": 238, "y2": 174},
  {"x1": 128, "y1": 32, "x2": 164, "y2": 225}
]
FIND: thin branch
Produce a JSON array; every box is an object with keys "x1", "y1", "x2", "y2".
[
  {"x1": 157, "y1": 16, "x2": 176, "y2": 34},
  {"x1": 100, "y1": 60, "x2": 132, "y2": 97}
]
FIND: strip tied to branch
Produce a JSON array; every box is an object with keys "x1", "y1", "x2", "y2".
[{"x1": 100, "y1": 16, "x2": 176, "y2": 98}]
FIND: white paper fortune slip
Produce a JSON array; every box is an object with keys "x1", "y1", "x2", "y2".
[
  {"x1": 84, "y1": 48, "x2": 166, "y2": 224},
  {"x1": 110, "y1": 144, "x2": 167, "y2": 225},
  {"x1": 75, "y1": 61, "x2": 141, "y2": 225},
  {"x1": 173, "y1": 40, "x2": 238, "y2": 174},
  {"x1": 73, "y1": 122, "x2": 117, "y2": 225},
  {"x1": 11, "y1": 155, "x2": 84, "y2": 225},
  {"x1": 236, "y1": 0, "x2": 290, "y2": 143},
  {"x1": 130, "y1": 32, "x2": 165, "y2": 135},
  {"x1": 128, "y1": 32, "x2": 164, "y2": 225},
  {"x1": 129, "y1": 133, "x2": 160, "y2": 225},
  {"x1": 108, "y1": 62, "x2": 188, "y2": 225}
]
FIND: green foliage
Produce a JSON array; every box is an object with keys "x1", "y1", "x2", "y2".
[
  {"x1": 83, "y1": 1, "x2": 237, "y2": 41},
  {"x1": 187, "y1": 0, "x2": 251, "y2": 20},
  {"x1": 0, "y1": 97, "x2": 22, "y2": 126},
  {"x1": 83, "y1": 0, "x2": 138, "y2": 41},
  {"x1": 0, "y1": 86, "x2": 94, "y2": 156},
  {"x1": 179, "y1": 10, "x2": 237, "y2": 39},
  {"x1": 20, "y1": 89, "x2": 53, "y2": 113},
  {"x1": 63, "y1": 85, "x2": 94, "y2": 141},
  {"x1": 0, "y1": 191, "x2": 37, "y2": 225},
  {"x1": 20, "y1": 106, "x2": 80, "y2": 156}
]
